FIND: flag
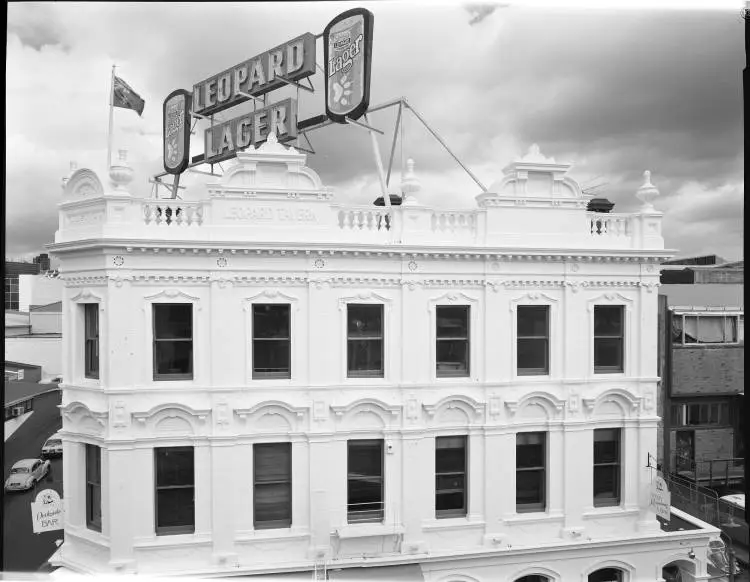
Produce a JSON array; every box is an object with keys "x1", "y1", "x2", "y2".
[{"x1": 113, "y1": 75, "x2": 145, "y2": 116}]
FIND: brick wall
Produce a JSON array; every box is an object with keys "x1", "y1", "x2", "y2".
[
  {"x1": 671, "y1": 345, "x2": 744, "y2": 395},
  {"x1": 669, "y1": 427, "x2": 735, "y2": 462}
]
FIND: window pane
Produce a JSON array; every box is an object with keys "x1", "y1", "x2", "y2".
[
  {"x1": 594, "y1": 430, "x2": 620, "y2": 464},
  {"x1": 697, "y1": 316, "x2": 726, "y2": 343},
  {"x1": 517, "y1": 433, "x2": 545, "y2": 469},
  {"x1": 154, "y1": 341, "x2": 193, "y2": 376},
  {"x1": 156, "y1": 448, "x2": 194, "y2": 487},
  {"x1": 589, "y1": 568, "x2": 624, "y2": 582},
  {"x1": 347, "y1": 305, "x2": 383, "y2": 337},
  {"x1": 253, "y1": 340, "x2": 290, "y2": 376},
  {"x1": 348, "y1": 440, "x2": 383, "y2": 477},
  {"x1": 347, "y1": 339, "x2": 384, "y2": 376},
  {"x1": 683, "y1": 316, "x2": 698, "y2": 344},
  {"x1": 593, "y1": 466, "x2": 620, "y2": 501},
  {"x1": 436, "y1": 491, "x2": 465, "y2": 512},
  {"x1": 436, "y1": 340, "x2": 469, "y2": 374},
  {"x1": 156, "y1": 488, "x2": 195, "y2": 530},
  {"x1": 86, "y1": 445, "x2": 101, "y2": 484},
  {"x1": 436, "y1": 437, "x2": 466, "y2": 473},
  {"x1": 253, "y1": 304, "x2": 290, "y2": 339},
  {"x1": 518, "y1": 306, "x2": 548, "y2": 337},
  {"x1": 85, "y1": 304, "x2": 99, "y2": 338},
  {"x1": 254, "y1": 443, "x2": 291, "y2": 483},
  {"x1": 436, "y1": 306, "x2": 469, "y2": 338},
  {"x1": 516, "y1": 471, "x2": 544, "y2": 507},
  {"x1": 348, "y1": 440, "x2": 383, "y2": 523},
  {"x1": 154, "y1": 304, "x2": 192, "y2": 339},
  {"x1": 594, "y1": 306, "x2": 623, "y2": 336},
  {"x1": 594, "y1": 338, "x2": 622, "y2": 370},
  {"x1": 517, "y1": 338, "x2": 548, "y2": 373},
  {"x1": 254, "y1": 483, "x2": 292, "y2": 525}
]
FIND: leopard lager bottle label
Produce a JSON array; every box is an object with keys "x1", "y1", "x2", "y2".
[{"x1": 324, "y1": 8, "x2": 373, "y2": 123}]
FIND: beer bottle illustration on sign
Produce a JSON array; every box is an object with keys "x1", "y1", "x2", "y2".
[{"x1": 324, "y1": 8, "x2": 374, "y2": 123}]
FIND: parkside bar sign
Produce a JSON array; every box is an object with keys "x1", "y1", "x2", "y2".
[{"x1": 163, "y1": 10, "x2": 373, "y2": 173}]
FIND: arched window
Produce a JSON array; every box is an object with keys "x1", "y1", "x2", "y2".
[
  {"x1": 516, "y1": 576, "x2": 550, "y2": 582},
  {"x1": 588, "y1": 568, "x2": 624, "y2": 582}
]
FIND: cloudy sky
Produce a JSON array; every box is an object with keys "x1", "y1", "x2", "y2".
[{"x1": 6, "y1": 0, "x2": 744, "y2": 261}]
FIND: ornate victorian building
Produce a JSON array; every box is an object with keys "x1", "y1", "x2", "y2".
[{"x1": 49, "y1": 138, "x2": 719, "y2": 580}]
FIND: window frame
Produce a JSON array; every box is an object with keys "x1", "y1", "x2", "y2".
[
  {"x1": 346, "y1": 303, "x2": 385, "y2": 379},
  {"x1": 516, "y1": 305, "x2": 550, "y2": 376},
  {"x1": 347, "y1": 439, "x2": 384, "y2": 524},
  {"x1": 593, "y1": 428, "x2": 622, "y2": 508},
  {"x1": 435, "y1": 435, "x2": 468, "y2": 519},
  {"x1": 252, "y1": 303, "x2": 292, "y2": 380},
  {"x1": 435, "y1": 305, "x2": 471, "y2": 378},
  {"x1": 670, "y1": 401, "x2": 731, "y2": 427},
  {"x1": 152, "y1": 303, "x2": 194, "y2": 382},
  {"x1": 593, "y1": 305, "x2": 625, "y2": 374},
  {"x1": 85, "y1": 444, "x2": 102, "y2": 532},
  {"x1": 671, "y1": 311, "x2": 744, "y2": 346},
  {"x1": 253, "y1": 442, "x2": 292, "y2": 530},
  {"x1": 84, "y1": 303, "x2": 100, "y2": 380},
  {"x1": 516, "y1": 431, "x2": 547, "y2": 513},
  {"x1": 154, "y1": 446, "x2": 195, "y2": 536}
]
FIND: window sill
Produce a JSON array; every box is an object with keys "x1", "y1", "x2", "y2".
[
  {"x1": 422, "y1": 517, "x2": 485, "y2": 532},
  {"x1": 236, "y1": 528, "x2": 310, "y2": 543},
  {"x1": 334, "y1": 523, "x2": 404, "y2": 539},
  {"x1": 67, "y1": 524, "x2": 110, "y2": 546},
  {"x1": 582, "y1": 506, "x2": 639, "y2": 519},
  {"x1": 504, "y1": 512, "x2": 564, "y2": 525},
  {"x1": 133, "y1": 532, "x2": 212, "y2": 549}
]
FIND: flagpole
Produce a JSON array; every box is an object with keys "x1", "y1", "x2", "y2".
[{"x1": 107, "y1": 65, "x2": 116, "y2": 169}]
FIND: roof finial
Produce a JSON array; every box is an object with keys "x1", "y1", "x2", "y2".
[
  {"x1": 636, "y1": 170, "x2": 660, "y2": 212},
  {"x1": 401, "y1": 158, "x2": 421, "y2": 206}
]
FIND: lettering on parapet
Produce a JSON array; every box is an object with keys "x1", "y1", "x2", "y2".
[{"x1": 225, "y1": 206, "x2": 317, "y2": 223}]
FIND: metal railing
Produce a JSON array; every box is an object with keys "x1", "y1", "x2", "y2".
[{"x1": 672, "y1": 456, "x2": 745, "y2": 489}]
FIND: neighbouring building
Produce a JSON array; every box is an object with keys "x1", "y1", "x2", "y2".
[
  {"x1": 5, "y1": 259, "x2": 40, "y2": 311},
  {"x1": 48, "y1": 140, "x2": 721, "y2": 581},
  {"x1": 658, "y1": 259, "x2": 744, "y2": 492}
]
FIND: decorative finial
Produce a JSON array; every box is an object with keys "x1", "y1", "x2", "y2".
[
  {"x1": 70, "y1": 161, "x2": 78, "y2": 172},
  {"x1": 529, "y1": 144, "x2": 541, "y2": 157},
  {"x1": 636, "y1": 169, "x2": 660, "y2": 212},
  {"x1": 519, "y1": 143, "x2": 555, "y2": 164},
  {"x1": 267, "y1": 131, "x2": 278, "y2": 145},
  {"x1": 109, "y1": 148, "x2": 134, "y2": 192},
  {"x1": 401, "y1": 158, "x2": 421, "y2": 205}
]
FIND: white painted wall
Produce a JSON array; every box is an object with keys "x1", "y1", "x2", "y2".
[{"x1": 48, "y1": 143, "x2": 718, "y2": 579}]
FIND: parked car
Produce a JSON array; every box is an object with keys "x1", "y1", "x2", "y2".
[
  {"x1": 41, "y1": 432, "x2": 63, "y2": 458},
  {"x1": 5, "y1": 458, "x2": 51, "y2": 492}
]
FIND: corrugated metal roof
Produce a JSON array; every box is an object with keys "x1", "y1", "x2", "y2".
[
  {"x1": 4, "y1": 380, "x2": 57, "y2": 406},
  {"x1": 659, "y1": 284, "x2": 744, "y2": 309},
  {"x1": 29, "y1": 301, "x2": 62, "y2": 312}
]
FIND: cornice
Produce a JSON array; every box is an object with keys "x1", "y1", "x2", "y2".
[{"x1": 47, "y1": 238, "x2": 675, "y2": 263}]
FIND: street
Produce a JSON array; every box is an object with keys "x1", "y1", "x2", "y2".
[{"x1": 3, "y1": 389, "x2": 63, "y2": 573}]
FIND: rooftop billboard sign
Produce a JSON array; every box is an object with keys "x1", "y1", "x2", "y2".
[{"x1": 192, "y1": 33, "x2": 316, "y2": 118}]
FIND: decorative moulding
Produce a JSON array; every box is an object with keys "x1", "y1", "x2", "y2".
[
  {"x1": 422, "y1": 395, "x2": 486, "y2": 421},
  {"x1": 583, "y1": 388, "x2": 642, "y2": 415},
  {"x1": 508, "y1": 291, "x2": 559, "y2": 312},
  {"x1": 64, "y1": 168, "x2": 105, "y2": 200},
  {"x1": 242, "y1": 290, "x2": 300, "y2": 308},
  {"x1": 131, "y1": 403, "x2": 210, "y2": 425},
  {"x1": 330, "y1": 398, "x2": 402, "y2": 418},
  {"x1": 60, "y1": 401, "x2": 108, "y2": 428},
  {"x1": 586, "y1": 291, "x2": 634, "y2": 312},
  {"x1": 427, "y1": 290, "x2": 478, "y2": 311},
  {"x1": 504, "y1": 391, "x2": 565, "y2": 418},
  {"x1": 235, "y1": 400, "x2": 307, "y2": 421},
  {"x1": 143, "y1": 289, "x2": 202, "y2": 306},
  {"x1": 70, "y1": 289, "x2": 105, "y2": 304},
  {"x1": 338, "y1": 291, "x2": 392, "y2": 310}
]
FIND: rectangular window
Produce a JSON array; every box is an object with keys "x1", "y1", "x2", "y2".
[
  {"x1": 252, "y1": 304, "x2": 291, "y2": 379},
  {"x1": 517, "y1": 305, "x2": 549, "y2": 375},
  {"x1": 347, "y1": 439, "x2": 384, "y2": 524},
  {"x1": 253, "y1": 443, "x2": 292, "y2": 529},
  {"x1": 436, "y1": 306, "x2": 470, "y2": 377},
  {"x1": 594, "y1": 306, "x2": 624, "y2": 373},
  {"x1": 673, "y1": 314, "x2": 742, "y2": 345},
  {"x1": 435, "y1": 436, "x2": 467, "y2": 518},
  {"x1": 84, "y1": 304, "x2": 99, "y2": 379},
  {"x1": 673, "y1": 402, "x2": 730, "y2": 427},
  {"x1": 516, "y1": 432, "x2": 546, "y2": 512},
  {"x1": 153, "y1": 304, "x2": 193, "y2": 380},
  {"x1": 347, "y1": 304, "x2": 384, "y2": 378},
  {"x1": 5, "y1": 275, "x2": 19, "y2": 311},
  {"x1": 593, "y1": 428, "x2": 621, "y2": 507},
  {"x1": 155, "y1": 447, "x2": 194, "y2": 535},
  {"x1": 85, "y1": 444, "x2": 102, "y2": 532}
]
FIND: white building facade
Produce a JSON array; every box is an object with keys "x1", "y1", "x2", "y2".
[{"x1": 49, "y1": 139, "x2": 719, "y2": 581}]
